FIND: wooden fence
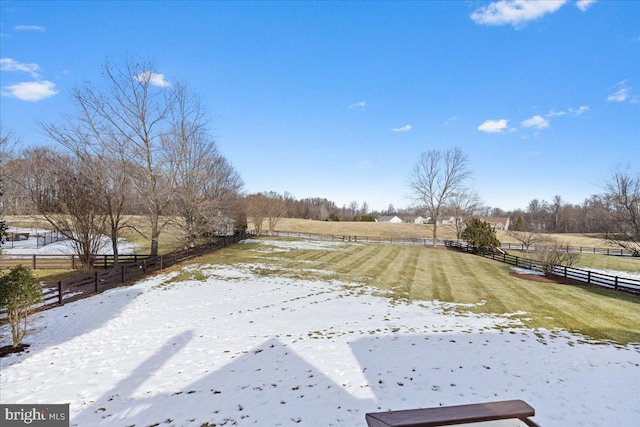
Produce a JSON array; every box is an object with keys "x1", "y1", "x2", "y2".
[
  {"x1": 444, "y1": 240, "x2": 640, "y2": 295},
  {"x1": 0, "y1": 253, "x2": 149, "y2": 270},
  {"x1": 1, "y1": 232, "x2": 252, "y2": 320}
]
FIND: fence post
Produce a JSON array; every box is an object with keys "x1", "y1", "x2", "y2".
[
  {"x1": 515, "y1": 256, "x2": 519, "y2": 267},
  {"x1": 587, "y1": 271, "x2": 591, "y2": 284},
  {"x1": 32, "y1": 254, "x2": 36, "y2": 270},
  {"x1": 121, "y1": 265, "x2": 125, "y2": 284},
  {"x1": 104, "y1": 255, "x2": 107, "y2": 269},
  {"x1": 564, "y1": 266, "x2": 567, "y2": 277},
  {"x1": 94, "y1": 272, "x2": 99, "y2": 293},
  {"x1": 143, "y1": 259, "x2": 147, "y2": 274},
  {"x1": 160, "y1": 255, "x2": 164, "y2": 270},
  {"x1": 71, "y1": 255, "x2": 75, "y2": 270},
  {"x1": 58, "y1": 281, "x2": 63, "y2": 305},
  {"x1": 615, "y1": 276, "x2": 619, "y2": 291}
]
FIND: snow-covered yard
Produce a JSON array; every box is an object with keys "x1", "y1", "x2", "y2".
[
  {"x1": 2, "y1": 227, "x2": 138, "y2": 255},
  {"x1": 1, "y1": 252, "x2": 639, "y2": 426}
]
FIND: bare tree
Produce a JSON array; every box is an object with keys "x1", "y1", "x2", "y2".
[
  {"x1": 507, "y1": 229, "x2": 544, "y2": 252},
  {"x1": 22, "y1": 149, "x2": 108, "y2": 272},
  {"x1": 446, "y1": 189, "x2": 481, "y2": 241},
  {"x1": 165, "y1": 82, "x2": 244, "y2": 246},
  {"x1": 409, "y1": 147, "x2": 471, "y2": 246},
  {"x1": 605, "y1": 166, "x2": 640, "y2": 256},
  {"x1": 246, "y1": 194, "x2": 267, "y2": 236},
  {"x1": 70, "y1": 55, "x2": 176, "y2": 256},
  {"x1": 39, "y1": 119, "x2": 137, "y2": 266},
  {"x1": 533, "y1": 241, "x2": 580, "y2": 278}
]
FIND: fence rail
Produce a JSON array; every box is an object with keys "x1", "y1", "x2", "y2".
[
  {"x1": 1, "y1": 232, "x2": 252, "y2": 320},
  {"x1": 0, "y1": 253, "x2": 150, "y2": 270},
  {"x1": 444, "y1": 240, "x2": 640, "y2": 295}
]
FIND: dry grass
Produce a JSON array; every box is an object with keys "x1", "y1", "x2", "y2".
[{"x1": 256, "y1": 218, "x2": 619, "y2": 249}]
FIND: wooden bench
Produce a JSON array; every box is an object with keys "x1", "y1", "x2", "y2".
[{"x1": 366, "y1": 400, "x2": 540, "y2": 427}]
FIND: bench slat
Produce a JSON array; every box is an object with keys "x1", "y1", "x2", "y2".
[{"x1": 366, "y1": 400, "x2": 535, "y2": 427}]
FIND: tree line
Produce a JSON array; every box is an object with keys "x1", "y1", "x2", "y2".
[{"x1": 1, "y1": 56, "x2": 244, "y2": 270}]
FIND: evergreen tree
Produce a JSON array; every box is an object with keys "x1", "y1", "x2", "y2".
[{"x1": 461, "y1": 218, "x2": 500, "y2": 253}]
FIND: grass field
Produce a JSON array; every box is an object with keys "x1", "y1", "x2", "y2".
[
  {"x1": 262, "y1": 218, "x2": 620, "y2": 248},
  {"x1": 199, "y1": 238, "x2": 640, "y2": 345}
]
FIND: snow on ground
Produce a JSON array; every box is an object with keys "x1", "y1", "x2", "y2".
[
  {"x1": 1, "y1": 260, "x2": 639, "y2": 427},
  {"x1": 587, "y1": 268, "x2": 640, "y2": 281},
  {"x1": 2, "y1": 227, "x2": 138, "y2": 255}
]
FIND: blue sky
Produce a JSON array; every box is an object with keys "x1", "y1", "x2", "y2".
[{"x1": 1, "y1": 0, "x2": 638, "y2": 212}]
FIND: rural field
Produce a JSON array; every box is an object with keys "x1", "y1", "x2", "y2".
[
  {"x1": 261, "y1": 218, "x2": 623, "y2": 248},
  {"x1": 1, "y1": 237, "x2": 638, "y2": 426}
]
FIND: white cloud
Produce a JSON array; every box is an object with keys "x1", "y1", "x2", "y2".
[
  {"x1": 135, "y1": 71, "x2": 170, "y2": 88},
  {"x1": 443, "y1": 116, "x2": 458, "y2": 125},
  {"x1": 569, "y1": 105, "x2": 590, "y2": 115},
  {"x1": 546, "y1": 105, "x2": 590, "y2": 117},
  {"x1": 576, "y1": 0, "x2": 597, "y2": 12},
  {"x1": 521, "y1": 115, "x2": 550, "y2": 129},
  {"x1": 470, "y1": 0, "x2": 567, "y2": 27},
  {"x1": 2, "y1": 80, "x2": 58, "y2": 101},
  {"x1": 391, "y1": 124, "x2": 412, "y2": 132},
  {"x1": 14, "y1": 25, "x2": 45, "y2": 32},
  {"x1": 546, "y1": 109, "x2": 567, "y2": 117},
  {"x1": 607, "y1": 80, "x2": 632, "y2": 102},
  {"x1": 478, "y1": 119, "x2": 509, "y2": 133},
  {"x1": 0, "y1": 58, "x2": 41, "y2": 77},
  {"x1": 348, "y1": 101, "x2": 366, "y2": 109}
]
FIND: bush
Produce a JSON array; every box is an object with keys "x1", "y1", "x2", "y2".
[
  {"x1": 533, "y1": 242, "x2": 580, "y2": 278},
  {"x1": 0, "y1": 265, "x2": 42, "y2": 348}
]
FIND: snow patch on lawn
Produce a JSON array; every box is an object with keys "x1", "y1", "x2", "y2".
[
  {"x1": 1, "y1": 263, "x2": 638, "y2": 427},
  {"x1": 247, "y1": 238, "x2": 349, "y2": 252}
]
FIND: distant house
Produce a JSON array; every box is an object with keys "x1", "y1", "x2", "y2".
[
  {"x1": 437, "y1": 216, "x2": 457, "y2": 226},
  {"x1": 477, "y1": 217, "x2": 510, "y2": 231},
  {"x1": 376, "y1": 215, "x2": 403, "y2": 224},
  {"x1": 414, "y1": 216, "x2": 428, "y2": 224}
]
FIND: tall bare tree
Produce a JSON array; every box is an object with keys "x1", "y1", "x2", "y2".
[
  {"x1": 70, "y1": 55, "x2": 176, "y2": 256},
  {"x1": 165, "y1": 82, "x2": 244, "y2": 246},
  {"x1": 409, "y1": 147, "x2": 471, "y2": 246},
  {"x1": 605, "y1": 166, "x2": 640, "y2": 256}
]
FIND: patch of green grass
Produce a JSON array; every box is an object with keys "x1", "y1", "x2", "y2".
[
  {"x1": 198, "y1": 239, "x2": 640, "y2": 345},
  {"x1": 573, "y1": 253, "x2": 640, "y2": 273}
]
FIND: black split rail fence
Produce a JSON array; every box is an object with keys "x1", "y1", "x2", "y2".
[
  {"x1": 1, "y1": 231, "x2": 252, "y2": 320},
  {"x1": 444, "y1": 240, "x2": 640, "y2": 295}
]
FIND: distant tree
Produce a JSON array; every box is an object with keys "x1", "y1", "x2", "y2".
[
  {"x1": 533, "y1": 241, "x2": 580, "y2": 277},
  {"x1": 461, "y1": 218, "x2": 500, "y2": 253},
  {"x1": 361, "y1": 214, "x2": 376, "y2": 222},
  {"x1": 0, "y1": 265, "x2": 42, "y2": 348},
  {"x1": 246, "y1": 194, "x2": 267, "y2": 235},
  {"x1": 604, "y1": 166, "x2": 640, "y2": 256},
  {"x1": 0, "y1": 178, "x2": 7, "y2": 249},
  {"x1": 446, "y1": 189, "x2": 481, "y2": 241},
  {"x1": 361, "y1": 201, "x2": 370, "y2": 215},
  {"x1": 507, "y1": 229, "x2": 544, "y2": 252},
  {"x1": 514, "y1": 216, "x2": 525, "y2": 231},
  {"x1": 409, "y1": 147, "x2": 472, "y2": 246},
  {"x1": 329, "y1": 213, "x2": 340, "y2": 221}
]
